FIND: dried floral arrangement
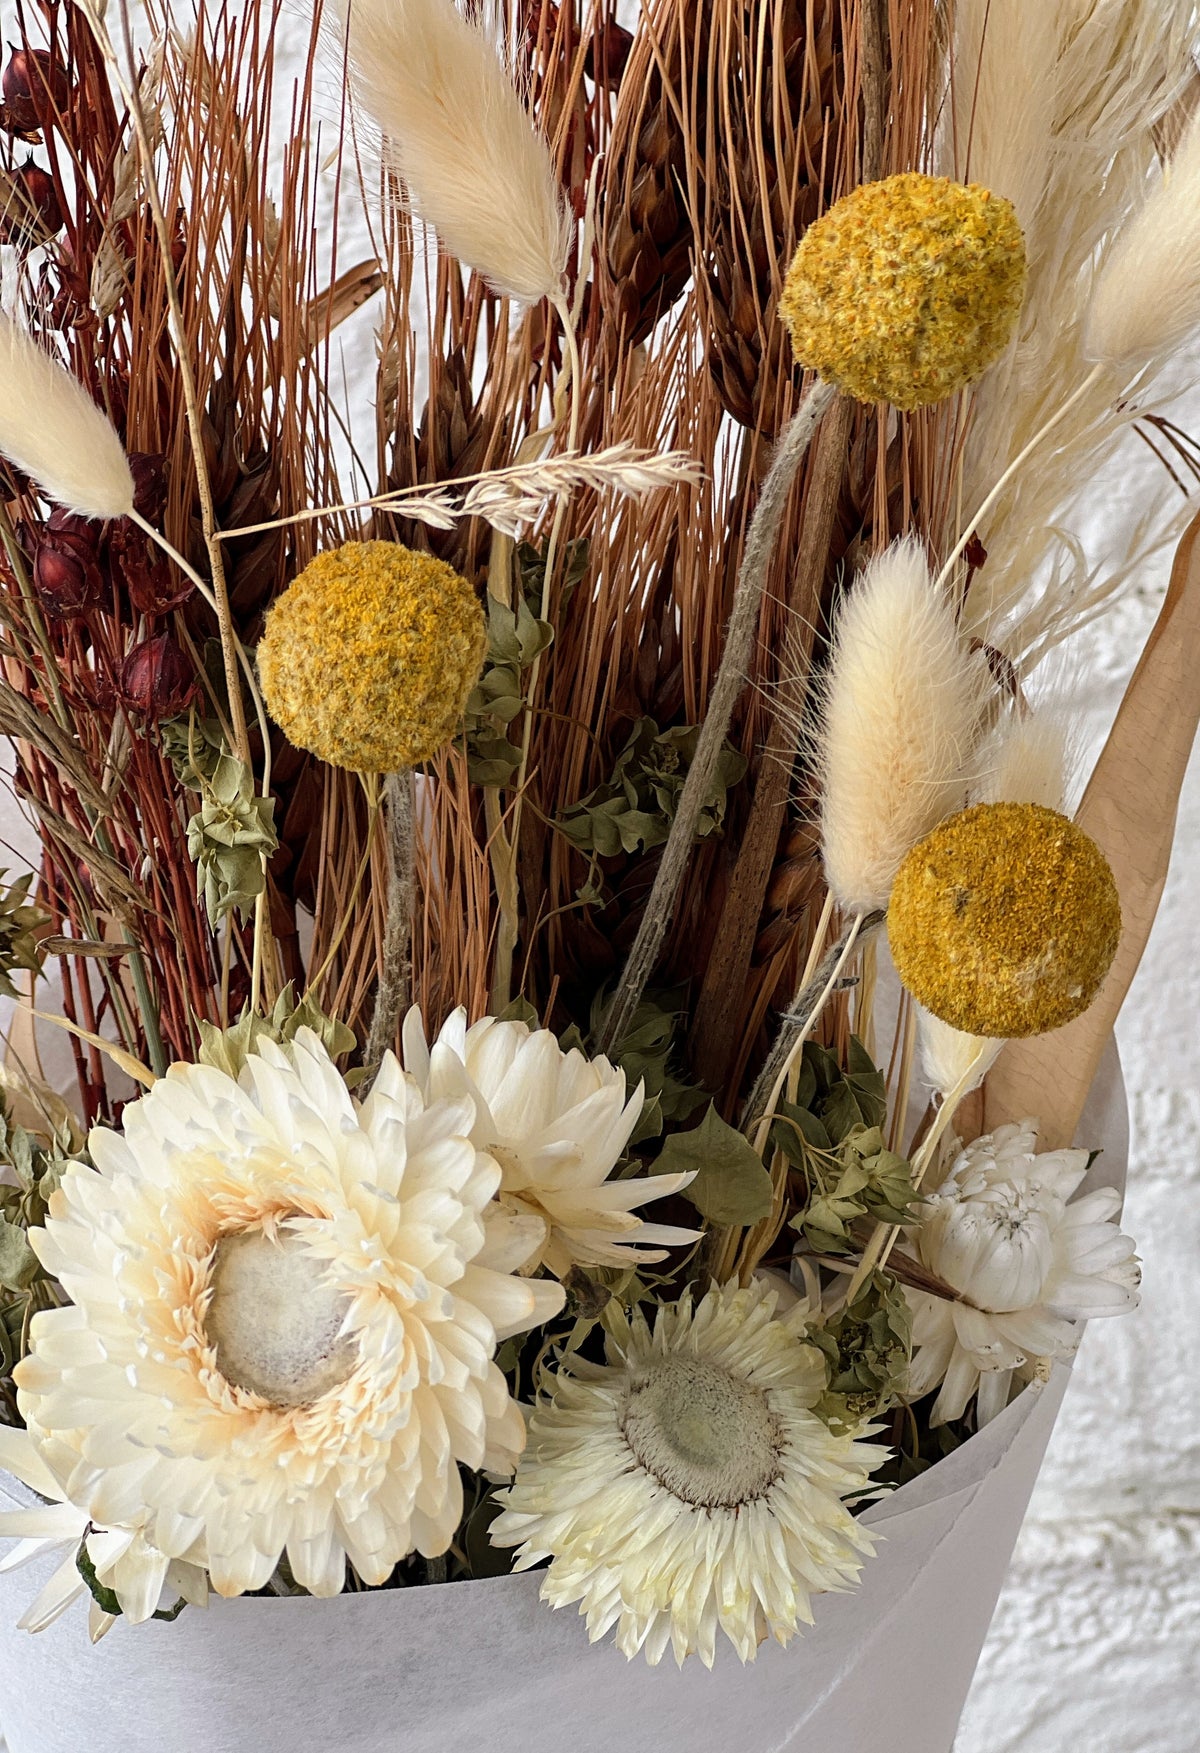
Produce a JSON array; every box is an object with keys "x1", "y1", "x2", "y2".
[{"x1": 0, "y1": 0, "x2": 1195, "y2": 1682}]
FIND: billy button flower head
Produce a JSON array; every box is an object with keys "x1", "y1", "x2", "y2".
[
  {"x1": 258, "y1": 541, "x2": 487, "y2": 773},
  {"x1": 887, "y1": 802, "x2": 1121, "y2": 1038},
  {"x1": 779, "y1": 173, "x2": 1027, "y2": 410}
]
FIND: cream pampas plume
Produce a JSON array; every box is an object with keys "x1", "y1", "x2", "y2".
[
  {"x1": 974, "y1": 711, "x2": 1069, "y2": 811},
  {"x1": 1085, "y1": 106, "x2": 1200, "y2": 368},
  {"x1": 0, "y1": 314, "x2": 134, "y2": 519},
  {"x1": 817, "y1": 538, "x2": 990, "y2": 912},
  {"x1": 338, "y1": 0, "x2": 569, "y2": 305}
]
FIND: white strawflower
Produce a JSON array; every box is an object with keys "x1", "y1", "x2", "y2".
[
  {"x1": 14, "y1": 1030, "x2": 565, "y2": 1600},
  {"x1": 490, "y1": 1281, "x2": 890, "y2": 1668},
  {"x1": 0, "y1": 1423, "x2": 206, "y2": 1642},
  {"x1": 402, "y1": 1008, "x2": 700, "y2": 1278},
  {"x1": 906, "y1": 1119, "x2": 1140, "y2": 1427}
]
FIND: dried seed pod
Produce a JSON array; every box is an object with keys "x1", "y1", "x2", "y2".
[
  {"x1": 108, "y1": 518, "x2": 192, "y2": 616},
  {"x1": 119, "y1": 632, "x2": 196, "y2": 720},
  {"x1": 0, "y1": 159, "x2": 64, "y2": 248},
  {"x1": 33, "y1": 532, "x2": 103, "y2": 617},
  {"x1": 1, "y1": 48, "x2": 70, "y2": 134},
  {"x1": 128, "y1": 453, "x2": 167, "y2": 523}
]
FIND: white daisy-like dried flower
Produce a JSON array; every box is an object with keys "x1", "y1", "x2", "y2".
[
  {"x1": 0, "y1": 1423, "x2": 206, "y2": 1642},
  {"x1": 490, "y1": 1280, "x2": 890, "y2": 1668},
  {"x1": 13, "y1": 1029, "x2": 565, "y2": 1600},
  {"x1": 906, "y1": 1119, "x2": 1140, "y2": 1427},
  {"x1": 402, "y1": 1007, "x2": 700, "y2": 1278}
]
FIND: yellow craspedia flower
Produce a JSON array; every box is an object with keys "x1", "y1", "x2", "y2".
[
  {"x1": 887, "y1": 802, "x2": 1120, "y2": 1038},
  {"x1": 258, "y1": 541, "x2": 486, "y2": 773},
  {"x1": 778, "y1": 173, "x2": 1027, "y2": 410}
]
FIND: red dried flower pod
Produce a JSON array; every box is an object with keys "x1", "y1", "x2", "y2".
[
  {"x1": 119, "y1": 632, "x2": 196, "y2": 720},
  {"x1": 2, "y1": 48, "x2": 71, "y2": 134},
  {"x1": 108, "y1": 517, "x2": 192, "y2": 616},
  {"x1": 33, "y1": 529, "x2": 103, "y2": 617},
  {"x1": 584, "y1": 17, "x2": 633, "y2": 84},
  {"x1": 0, "y1": 158, "x2": 63, "y2": 247},
  {"x1": 128, "y1": 453, "x2": 167, "y2": 523}
]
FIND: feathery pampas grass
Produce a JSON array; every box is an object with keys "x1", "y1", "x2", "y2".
[
  {"x1": 1085, "y1": 106, "x2": 1200, "y2": 368},
  {"x1": 951, "y1": 0, "x2": 1199, "y2": 664},
  {"x1": 0, "y1": 314, "x2": 134, "y2": 519},
  {"x1": 817, "y1": 538, "x2": 990, "y2": 913},
  {"x1": 974, "y1": 711, "x2": 1068, "y2": 811},
  {"x1": 337, "y1": 0, "x2": 570, "y2": 304}
]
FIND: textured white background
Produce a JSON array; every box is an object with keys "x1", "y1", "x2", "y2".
[{"x1": 0, "y1": 8, "x2": 1197, "y2": 1750}]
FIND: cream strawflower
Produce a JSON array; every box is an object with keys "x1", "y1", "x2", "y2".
[
  {"x1": 906, "y1": 1119, "x2": 1140, "y2": 1427},
  {"x1": 14, "y1": 1029, "x2": 565, "y2": 1600},
  {"x1": 490, "y1": 1280, "x2": 890, "y2": 1667},
  {"x1": 402, "y1": 1008, "x2": 700, "y2": 1278},
  {"x1": 0, "y1": 1423, "x2": 206, "y2": 1642}
]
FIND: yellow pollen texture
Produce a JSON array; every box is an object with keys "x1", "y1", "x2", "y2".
[
  {"x1": 886, "y1": 802, "x2": 1121, "y2": 1038},
  {"x1": 778, "y1": 172, "x2": 1027, "y2": 410},
  {"x1": 257, "y1": 540, "x2": 486, "y2": 773}
]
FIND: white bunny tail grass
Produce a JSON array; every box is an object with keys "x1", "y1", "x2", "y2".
[
  {"x1": 918, "y1": 1008, "x2": 1002, "y2": 1102},
  {"x1": 1085, "y1": 105, "x2": 1200, "y2": 369},
  {"x1": 0, "y1": 314, "x2": 134, "y2": 519},
  {"x1": 339, "y1": 0, "x2": 570, "y2": 304},
  {"x1": 973, "y1": 710, "x2": 1069, "y2": 811},
  {"x1": 816, "y1": 538, "x2": 990, "y2": 913}
]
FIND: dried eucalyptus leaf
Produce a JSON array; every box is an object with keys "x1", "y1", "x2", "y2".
[
  {"x1": 0, "y1": 1218, "x2": 40, "y2": 1291},
  {"x1": 661, "y1": 1104, "x2": 773, "y2": 1227}
]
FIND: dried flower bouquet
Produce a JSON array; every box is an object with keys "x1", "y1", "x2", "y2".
[{"x1": 0, "y1": 0, "x2": 1195, "y2": 1705}]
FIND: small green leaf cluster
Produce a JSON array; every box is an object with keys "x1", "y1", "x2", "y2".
[
  {"x1": 807, "y1": 1269, "x2": 912, "y2": 1435},
  {"x1": 463, "y1": 540, "x2": 586, "y2": 786},
  {"x1": 0, "y1": 868, "x2": 49, "y2": 1002},
  {"x1": 556, "y1": 717, "x2": 747, "y2": 858},
  {"x1": 769, "y1": 1038, "x2": 919, "y2": 1254},
  {"x1": 565, "y1": 990, "x2": 709, "y2": 1147},
  {"x1": 196, "y1": 984, "x2": 356, "y2": 1081},
  {"x1": 0, "y1": 1106, "x2": 73, "y2": 1295},
  {"x1": 166, "y1": 713, "x2": 279, "y2": 925}
]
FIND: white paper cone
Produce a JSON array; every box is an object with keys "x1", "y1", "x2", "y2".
[{"x1": 0, "y1": 1048, "x2": 1127, "y2": 1753}]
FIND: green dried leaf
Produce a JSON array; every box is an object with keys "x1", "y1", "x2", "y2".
[
  {"x1": 0, "y1": 868, "x2": 50, "y2": 1002},
  {"x1": 556, "y1": 718, "x2": 747, "y2": 859},
  {"x1": 76, "y1": 1542, "x2": 122, "y2": 1618},
  {"x1": 186, "y1": 753, "x2": 278, "y2": 925},
  {"x1": 0, "y1": 1219, "x2": 39, "y2": 1291},
  {"x1": 197, "y1": 984, "x2": 354, "y2": 1077},
  {"x1": 661, "y1": 1103, "x2": 774, "y2": 1227}
]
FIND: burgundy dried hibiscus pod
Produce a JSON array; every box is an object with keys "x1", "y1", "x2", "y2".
[
  {"x1": 119, "y1": 631, "x2": 196, "y2": 720},
  {"x1": 1, "y1": 47, "x2": 71, "y2": 134},
  {"x1": 0, "y1": 159, "x2": 63, "y2": 247},
  {"x1": 33, "y1": 524, "x2": 103, "y2": 617},
  {"x1": 128, "y1": 453, "x2": 167, "y2": 523}
]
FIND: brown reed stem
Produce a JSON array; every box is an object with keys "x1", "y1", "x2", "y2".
[
  {"x1": 363, "y1": 771, "x2": 416, "y2": 1079},
  {"x1": 595, "y1": 378, "x2": 837, "y2": 1055}
]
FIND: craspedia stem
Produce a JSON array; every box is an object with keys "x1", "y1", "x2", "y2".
[
  {"x1": 363, "y1": 771, "x2": 416, "y2": 1082},
  {"x1": 597, "y1": 378, "x2": 838, "y2": 1056}
]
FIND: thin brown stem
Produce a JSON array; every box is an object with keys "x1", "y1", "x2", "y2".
[
  {"x1": 598, "y1": 378, "x2": 838, "y2": 1055},
  {"x1": 363, "y1": 771, "x2": 416, "y2": 1079}
]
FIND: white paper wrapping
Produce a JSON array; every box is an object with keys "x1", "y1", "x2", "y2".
[{"x1": 0, "y1": 1051, "x2": 1127, "y2": 1753}]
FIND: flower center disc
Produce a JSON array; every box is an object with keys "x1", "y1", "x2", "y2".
[
  {"x1": 621, "y1": 1356, "x2": 782, "y2": 1509},
  {"x1": 205, "y1": 1228, "x2": 358, "y2": 1408}
]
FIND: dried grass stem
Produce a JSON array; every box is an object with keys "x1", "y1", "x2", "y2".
[{"x1": 598, "y1": 377, "x2": 838, "y2": 1053}]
